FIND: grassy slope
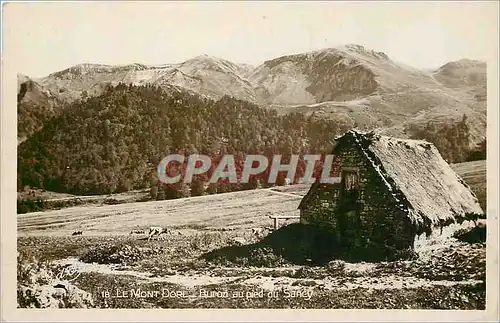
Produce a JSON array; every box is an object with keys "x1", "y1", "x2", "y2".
[
  {"x1": 450, "y1": 160, "x2": 487, "y2": 211},
  {"x1": 17, "y1": 186, "x2": 309, "y2": 236}
]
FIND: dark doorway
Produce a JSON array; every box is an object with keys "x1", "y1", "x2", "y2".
[
  {"x1": 338, "y1": 169, "x2": 362, "y2": 248},
  {"x1": 341, "y1": 170, "x2": 360, "y2": 205}
]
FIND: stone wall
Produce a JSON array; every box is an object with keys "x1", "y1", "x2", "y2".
[{"x1": 300, "y1": 139, "x2": 416, "y2": 250}]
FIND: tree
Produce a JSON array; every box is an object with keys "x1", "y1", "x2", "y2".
[
  {"x1": 206, "y1": 183, "x2": 218, "y2": 195},
  {"x1": 156, "y1": 188, "x2": 165, "y2": 200},
  {"x1": 190, "y1": 180, "x2": 205, "y2": 196},
  {"x1": 150, "y1": 184, "x2": 158, "y2": 200},
  {"x1": 467, "y1": 139, "x2": 486, "y2": 161}
]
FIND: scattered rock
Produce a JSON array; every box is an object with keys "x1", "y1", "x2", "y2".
[{"x1": 230, "y1": 237, "x2": 247, "y2": 246}]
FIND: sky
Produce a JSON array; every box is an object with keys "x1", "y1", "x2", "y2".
[{"x1": 3, "y1": 1, "x2": 498, "y2": 78}]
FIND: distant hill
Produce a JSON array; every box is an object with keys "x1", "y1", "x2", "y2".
[
  {"x1": 434, "y1": 59, "x2": 487, "y2": 90},
  {"x1": 433, "y1": 59, "x2": 487, "y2": 109}
]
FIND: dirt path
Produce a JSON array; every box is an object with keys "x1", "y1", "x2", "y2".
[{"x1": 54, "y1": 257, "x2": 483, "y2": 292}]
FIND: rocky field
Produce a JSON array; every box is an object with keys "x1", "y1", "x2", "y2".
[{"x1": 17, "y1": 227, "x2": 486, "y2": 309}]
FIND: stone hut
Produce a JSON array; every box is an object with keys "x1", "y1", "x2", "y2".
[{"x1": 298, "y1": 130, "x2": 484, "y2": 251}]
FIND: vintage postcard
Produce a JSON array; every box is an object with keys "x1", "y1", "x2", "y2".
[{"x1": 1, "y1": 1, "x2": 499, "y2": 321}]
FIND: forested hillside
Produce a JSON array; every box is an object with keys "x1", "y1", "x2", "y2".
[
  {"x1": 18, "y1": 84, "x2": 350, "y2": 197},
  {"x1": 17, "y1": 79, "x2": 68, "y2": 142},
  {"x1": 18, "y1": 83, "x2": 485, "y2": 200},
  {"x1": 407, "y1": 115, "x2": 485, "y2": 164}
]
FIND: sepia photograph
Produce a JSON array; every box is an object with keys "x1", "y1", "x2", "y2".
[{"x1": 1, "y1": 1, "x2": 499, "y2": 321}]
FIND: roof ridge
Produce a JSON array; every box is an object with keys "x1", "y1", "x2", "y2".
[{"x1": 352, "y1": 134, "x2": 418, "y2": 223}]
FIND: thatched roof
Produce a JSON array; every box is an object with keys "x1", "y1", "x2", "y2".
[{"x1": 299, "y1": 130, "x2": 484, "y2": 232}]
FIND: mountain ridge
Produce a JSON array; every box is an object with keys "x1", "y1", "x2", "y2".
[
  {"x1": 18, "y1": 44, "x2": 487, "y2": 144},
  {"x1": 23, "y1": 45, "x2": 486, "y2": 105}
]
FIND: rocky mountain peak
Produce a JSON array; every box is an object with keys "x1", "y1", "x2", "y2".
[
  {"x1": 341, "y1": 44, "x2": 390, "y2": 60},
  {"x1": 181, "y1": 54, "x2": 251, "y2": 77},
  {"x1": 48, "y1": 63, "x2": 150, "y2": 80}
]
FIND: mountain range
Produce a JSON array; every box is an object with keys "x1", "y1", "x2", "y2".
[{"x1": 18, "y1": 44, "x2": 487, "y2": 144}]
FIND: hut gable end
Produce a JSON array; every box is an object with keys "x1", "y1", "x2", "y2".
[{"x1": 299, "y1": 130, "x2": 484, "y2": 237}]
